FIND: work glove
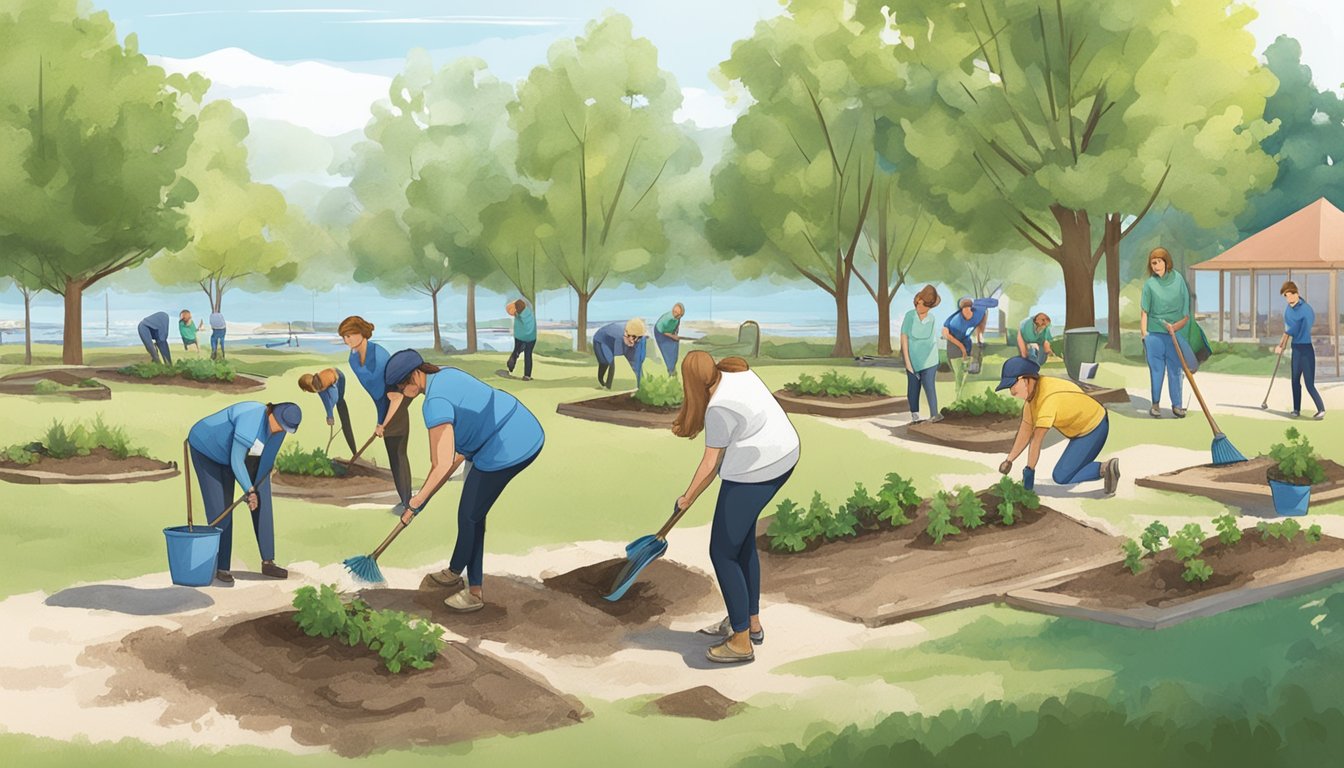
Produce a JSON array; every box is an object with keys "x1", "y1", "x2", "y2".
[{"x1": 1022, "y1": 466, "x2": 1036, "y2": 491}]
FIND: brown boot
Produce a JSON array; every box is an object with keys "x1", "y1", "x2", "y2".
[
  {"x1": 215, "y1": 570, "x2": 234, "y2": 584},
  {"x1": 261, "y1": 561, "x2": 288, "y2": 579}
]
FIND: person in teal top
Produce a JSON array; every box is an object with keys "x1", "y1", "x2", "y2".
[
  {"x1": 654, "y1": 303, "x2": 686, "y2": 375},
  {"x1": 1139, "y1": 247, "x2": 1197, "y2": 419},
  {"x1": 1276, "y1": 281, "x2": 1326, "y2": 419},
  {"x1": 186, "y1": 401, "x2": 301, "y2": 582},
  {"x1": 901, "y1": 285, "x2": 942, "y2": 422},
  {"x1": 383, "y1": 349, "x2": 544, "y2": 613},
  {"x1": 1017, "y1": 312, "x2": 1054, "y2": 366},
  {"x1": 505, "y1": 300, "x2": 537, "y2": 381},
  {"x1": 178, "y1": 310, "x2": 202, "y2": 353}
]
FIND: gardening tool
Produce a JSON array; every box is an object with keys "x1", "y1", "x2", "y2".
[
  {"x1": 343, "y1": 469, "x2": 454, "y2": 583},
  {"x1": 338, "y1": 432, "x2": 378, "y2": 467},
  {"x1": 603, "y1": 502, "x2": 690, "y2": 602},
  {"x1": 1260, "y1": 344, "x2": 1286, "y2": 410},
  {"x1": 324, "y1": 423, "x2": 337, "y2": 455},
  {"x1": 967, "y1": 341, "x2": 984, "y2": 376},
  {"x1": 208, "y1": 470, "x2": 278, "y2": 527},
  {"x1": 1168, "y1": 326, "x2": 1247, "y2": 466}
]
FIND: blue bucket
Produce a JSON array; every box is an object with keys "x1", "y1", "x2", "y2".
[
  {"x1": 163, "y1": 526, "x2": 222, "y2": 586},
  {"x1": 1268, "y1": 480, "x2": 1311, "y2": 517}
]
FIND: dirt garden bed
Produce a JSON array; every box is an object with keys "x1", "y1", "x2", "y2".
[
  {"x1": 905, "y1": 411, "x2": 1020, "y2": 453},
  {"x1": 0, "y1": 369, "x2": 111, "y2": 400},
  {"x1": 1006, "y1": 531, "x2": 1344, "y2": 630},
  {"x1": 272, "y1": 461, "x2": 399, "y2": 506},
  {"x1": 359, "y1": 559, "x2": 719, "y2": 659},
  {"x1": 756, "y1": 491, "x2": 1121, "y2": 627},
  {"x1": 0, "y1": 447, "x2": 177, "y2": 485},
  {"x1": 772, "y1": 389, "x2": 908, "y2": 418},
  {"x1": 1136, "y1": 457, "x2": 1344, "y2": 510},
  {"x1": 556, "y1": 393, "x2": 678, "y2": 429},
  {"x1": 89, "y1": 610, "x2": 588, "y2": 757},
  {"x1": 93, "y1": 366, "x2": 267, "y2": 393}
]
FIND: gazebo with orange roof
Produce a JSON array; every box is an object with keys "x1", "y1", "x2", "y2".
[{"x1": 1193, "y1": 197, "x2": 1342, "y2": 378}]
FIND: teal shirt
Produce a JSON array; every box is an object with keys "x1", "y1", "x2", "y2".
[
  {"x1": 1019, "y1": 319, "x2": 1052, "y2": 344},
  {"x1": 513, "y1": 307, "x2": 537, "y2": 343},
  {"x1": 901, "y1": 309, "x2": 940, "y2": 372},
  {"x1": 1140, "y1": 272, "x2": 1191, "y2": 337},
  {"x1": 179, "y1": 320, "x2": 198, "y2": 343},
  {"x1": 655, "y1": 312, "x2": 680, "y2": 336}
]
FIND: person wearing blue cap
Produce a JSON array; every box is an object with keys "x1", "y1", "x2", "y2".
[
  {"x1": 995, "y1": 357, "x2": 1120, "y2": 496},
  {"x1": 592, "y1": 319, "x2": 648, "y2": 389},
  {"x1": 382, "y1": 349, "x2": 545, "y2": 612},
  {"x1": 942, "y1": 297, "x2": 996, "y2": 396},
  {"x1": 186, "y1": 401, "x2": 302, "y2": 582},
  {"x1": 340, "y1": 315, "x2": 413, "y2": 507},
  {"x1": 138, "y1": 312, "x2": 173, "y2": 365}
]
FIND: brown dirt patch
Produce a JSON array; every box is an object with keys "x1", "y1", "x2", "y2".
[
  {"x1": 1046, "y1": 531, "x2": 1344, "y2": 609},
  {"x1": 906, "y1": 411, "x2": 1020, "y2": 453},
  {"x1": 0, "y1": 446, "x2": 170, "y2": 474},
  {"x1": 0, "y1": 369, "x2": 110, "y2": 400},
  {"x1": 359, "y1": 560, "x2": 719, "y2": 659},
  {"x1": 778, "y1": 390, "x2": 892, "y2": 405},
  {"x1": 556, "y1": 393, "x2": 678, "y2": 429},
  {"x1": 1259, "y1": 460, "x2": 1344, "y2": 487},
  {"x1": 580, "y1": 392, "x2": 677, "y2": 415},
  {"x1": 91, "y1": 611, "x2": 587, "y2": 757},
  {"x1": 273, "y1": 461, "x2": 395, "y2": 496},
  {"x1": 650, "y1": 686, "x2": 741, "y2": 721},
  {"x1": 94, "y1": 367, "x2": 266, "y2": 393}
]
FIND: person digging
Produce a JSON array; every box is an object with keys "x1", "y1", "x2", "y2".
[{"x1": 996, "y1": 357, "x2": 1120, "y2": 496}]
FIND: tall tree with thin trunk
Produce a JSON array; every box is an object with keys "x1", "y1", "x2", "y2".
[{"x1": 0, "y1": 275, "x2": 40, "y2": 365}]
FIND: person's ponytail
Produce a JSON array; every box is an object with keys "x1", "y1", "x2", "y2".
[{"x1": 671, "y1": 353, "x2": 748, "y2": 438}]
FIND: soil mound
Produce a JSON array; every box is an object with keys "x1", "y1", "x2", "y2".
[
  {"x1": 651, "y1": 686, "x2": 741, "y2": 721},
  {"x1": 0, "y1": 447, "x2": 168, "y2": 474}
]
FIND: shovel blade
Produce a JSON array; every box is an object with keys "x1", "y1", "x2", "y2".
[
  {"x1": 624, "y1": 534, "x2": 658, "y2": 557},
  {"x1": 604, "y1": 539, "x2": 667, "y2": 601}
]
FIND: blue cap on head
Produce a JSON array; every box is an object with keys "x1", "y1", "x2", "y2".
[
  {"x1": 384, "y1": 349, "x2": 425, "y2": 390},
  {"x1": 996, "y1": 357, "x2": 1041, "y2": 391},
  {"x1": 271, "y1": 402, "x2": 302, "y2": 433}
]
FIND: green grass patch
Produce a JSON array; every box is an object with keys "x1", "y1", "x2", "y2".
[
  {"x1": 31, "y1": 378, "x2": 102, "y2": 394},
  {"x1": 784, "y1": 370, "x2": 889, "y2": 398}
]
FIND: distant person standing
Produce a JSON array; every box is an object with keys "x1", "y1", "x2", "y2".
[
  {"x1": 209, "y1": 310, "x2": 228, "y2": 360},
  {"x1": 1017, "y1": 312, "x2": 1054, "y2": 366},
  {"x1": 1276, "y1": 281, "x2": 1326, "y2": 420},
  {"x1": 505, "y1": 299, "x2": 537, "y2": 381},
  {"x1": 178, "y1": 310, "x2": 203, "y2": 354},
  {"x1": 340, "y1": 315, "x2": 413, "y2": 508},
  {"x1": 1139, "y1": 247, "x2": 1195, "y2": 419},
  {"x1": 138, "y1": 312, "x2": 172, "y2": 365},
  {"x1": 592, "y1": 319, "x2": 648, "y2": 390},
  {"x1": 901, "y1": 285, "x2": 942, "y2": 423},
  {"x1": 654, "y1": 303, "x2": 687, "y2": 376}
]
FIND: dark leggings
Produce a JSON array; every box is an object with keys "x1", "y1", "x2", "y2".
[
  {"x1": 597, "y1": 361, "x2": 615, "y2": 389},
  {"x1": 384, "y1": 405, "x2": 412, "y2": 506},
  {"x1": 508, "y1": 339, "x2": 536, "y2": 378},
  {"x1": 709, "y1": 468, "x2": 793, "y2": 633},
  {"x1": 189, "y1": 449, "x2": 273, "y2": 571},
  {"x1": 335, "y1": 399, "x2": 358, "y2": 456},
  {"x1": 450, "y1": 449, "x2": 541, "y2": 586},
  {"x1": 1291, "y1": 344, "x2": 1325, "y2": 413}
]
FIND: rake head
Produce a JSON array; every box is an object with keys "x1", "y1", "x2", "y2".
[{"x1": 343, "y1": 554, "x2": 385, "y2": 584}]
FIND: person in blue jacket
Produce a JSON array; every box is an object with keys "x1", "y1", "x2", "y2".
[
  {"x1": 384, "y1": 349, "x2": 545, "y2": 612},
  {"x1": 942, "y1": 297, "x2": 994, "y2": 396},
  {"x1": 592, "y1": 318, "x2": 648, "y2": 390},
  {"x1": 340, "y1": 315, "x2": 412, "y2": 507},
  {"x1": 1276, "y1": 281, "x2": 1326, "y2": 420},
  {"x1": 138, "y1": 312, "x2": 173, "y2": 365},
  {"x1": 298, "y1": 368, "x2": 358, "y2": 455},
  {"x1": 187, "y1": 401, "x2": 301, "y2": 583}
]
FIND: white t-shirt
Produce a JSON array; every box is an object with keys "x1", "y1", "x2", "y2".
[{"x1": 704, "y1": 370, "x2": 801, "y2": 484}]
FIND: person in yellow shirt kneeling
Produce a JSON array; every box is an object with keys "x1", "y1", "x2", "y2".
[{"x1": 996, "y1": 357, "x2": 1120, "y2": 495}]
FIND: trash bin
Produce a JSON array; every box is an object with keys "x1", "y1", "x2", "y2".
[{"x1": 1063, "y1": 328, "x2": 1101, "y2": 381}]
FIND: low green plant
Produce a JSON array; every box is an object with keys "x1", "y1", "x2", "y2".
[
  {"x1": 1305, "y1": 524, "x2": 1324, "y2": 544},
  {"x1": 2, "y1": 444, "x2": 37, "y2": 465},
  {"x1": 1168, "y1": 523, "x2": 1212, "y2": 583},
  {"x1": 276, "y1": 445, "x2": 345, "y2": 477},
  {"x1": 876, "y1": 472, "x2": 919, "y2": 526},
  {"x1": 631, "y1": 374, "x2": 684, "y2": 408},
  {"x1": 118, "y1": 359, "x2": 237, "y2": 383},
  {"x1": 991, "y1": 476, "x2": 1039, "y2": 525},
  {"x1": 1267, "y1": 427, "x2": 1325, "y2": 485},
  {"x1": 1257, "y1": 519, "x2": 1305, "y2": 542},
  {"x1": 79, "y1": 378, "x2": 100, "y2": 388},
  {"x1": 1122, "y1": 540, "x2": 1144, "y2": 574},
  {"x1": 8, "y1": 417, "x2": 147, "y2": 461},
  {"x1": 766, "y1": 499, "x2": 810, "y2": 553},
  {"x1": 925, "y1": 492, "x2": 963, "y2": 545},
  {"x1": 843, "y1": 483, "x2": 883, "y2": 529},
  {"x1": 823, "y1": 501, "x2": 860, "y2": 540},
  {"x1": 1213, "y1": 514, "x2": 1242, "y2": 546},
  {"x1": 292, "y1": 584, "x2": 445, "y2": 673},
  {"x1": 785, "y1": 369, "x2": 889, "y2": 398},
  {"x1": 1140, "y1": 521, "x2": 1169, "y2": 556},
  {"x1": 943, "y1": 387, "x2": 1020, "y2": 418},
  {"x1": 802, "y1": 492, "x2": 835, "y2": 540},
  {"x1": 1182, "y1": 559, "x2": 1213, "y2": 583},
  {"x1": 951, "y1": 485, "x2": 985, "y2": 529},
  {"x1": 32, "y1": 380, "x2": 63, "y2": 394}
]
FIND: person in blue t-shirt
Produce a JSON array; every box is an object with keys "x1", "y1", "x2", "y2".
[
  {"x1": 383, "y1": 350, "x2": 545, "y2": 613},
  {"x1": 1276, "y1": 281, "x2": 1326, "y2": 420},
  {"x1": 186, "y1": 401, "x2": 301, "y2": 583},
  {"x1": 340, "y1": 315, "x2": 412, "y2": 506},
  {"x1": 138, "y1": 312, "x2": 173, "y2": 365},
  {"x1": 505, "y1": 299, "x2": 537, "y2": 381},
  {"x1": 592, "y1": 318, "x2": 648, "y2": 389},
  {"x1": 942, "y1": 297, "x2": 992, "y2": 396}
]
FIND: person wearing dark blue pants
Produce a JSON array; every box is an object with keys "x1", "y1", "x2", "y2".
[
  {"x1": 1276, "y1": 281, "x2": 1326, "y2": 420},
  {"x1": 138, "y1": 312, "x2": 173, "y2": 365},
  {"x1": 448, "y1": 451, "x2": 540, "y2": 586},
  {"x1": 707, "y1": 469, "x2": 792, "y2": 638}
]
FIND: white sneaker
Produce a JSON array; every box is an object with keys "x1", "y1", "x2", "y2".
[
  {"x1": 443, "y1": 590, "x2": 484, "y2": 612},
  {"x1": 1314, "y1": 411, "x2": 1326, "y2": 420}
]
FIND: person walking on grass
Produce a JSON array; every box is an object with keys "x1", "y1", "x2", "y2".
[
  {"x1": 505, "y1": 299, "x2": 537, "y2": 381},
  {"x1": 674, "y1": 351, "x2": 800, "y2": 664},
  {"x1": 298, "y1": 368, "x2": 359, "y2": 456},
  {"x1": 901, "y1": 285, "x2": 942, "y2": 423},
  {"x1": 187, "y1": 401, "x2": 301, "y2": 583},
  {"x1": 209, "y1": 309, "x2": 227, "y2": 360},
  {"x1": 1276, "y1": 281, "x2": 1326, "y2": 420},
  {"x1": 340, "y1": 316, "x2": 413, "y2": 508},
  {"x1": 592, "y1": 318, "x2": 648, "y2": 390},
  {"x1": 942, "y1": 297, "x2": 991, "y2": 397},
  {"x1": 996, "y1": 357, "x2": 1120, "y2": 496},
  {"x1": 1140, "y1": 247, "x2": 1197, "y2": 419},
  {"x1": 178, "y1": 310, "x2": 203, "y2": 354},
  {"x1": 655, "y1": 303, "x2": 687, "y2": 376},
  {"x1": 1017, "y1": 312, "x2": 1055, "y2": 367},
  {"x1": 138, "y1": 311, "x2": 173, "y2": 365},
  {"x1": 383, "y1": 350, "x2": 545, "y2": 613}
]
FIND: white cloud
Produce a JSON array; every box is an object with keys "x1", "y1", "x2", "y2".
[
  {"x1": 674, "y1": 87, "x2": 744, "y2": 128},
  {"x1": 147, "y1": 9, "x2": 378, "y2": 18}
]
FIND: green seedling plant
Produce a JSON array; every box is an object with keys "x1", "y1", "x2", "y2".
[
  {"x1": 877, "y1": 472, "x2": 919, "y2": 526},
  {"x1": 1257, "y1": 519, "x2": 1304, "y2": 542},
  {"x1": 991, "y1": 476, "x2": 1039, "y2": 525},
  {"x1": 1169, "y1": 523, "x2": 1212, "y2": 583},
  {"x1": 803, "y1": 492, "x2": 836, "y2": 540},
  {"x1": 823, "y1": 501, "x2": 861, "y2": 540},
  {"x1": 1122, "y1": 540, "x2": 1145, "y2": 574},
  {"x1": 632, "y1": 374, "x2": 684, "y2": 408},
  {"x1": 844, "y1": 483, "x2": 883, "y2": 530},
  {"x1": 952, "y1": 485, "x2": 985, "y2": 529},
  {"x1": 1267, "y1": 427, "x2": 1325, "y2": 485},
  {"x1": 943, "y1": 388, "x2": 1020, "y2": 418},
  {"x1": 785, "y1": 370, "x2": 890, "y2": 398},
  {"x1": 1140, "y1": 521, "x2": 1170, "y2": 557},
  {"x1": 1305, "y1": 524, "x2": 1324, "y2": 544},
  {"x1": 925, "y1": 492, "x2": 962, "y2": 545},
  {"x1": 276, "y1": 446, "x2": 347, "y2": 477},
  {"x1": 766, "y1": 499, "x2": 810, "y2": 553},
  {"x1": 292, "y1": 584, "x2": 445, "y2": 673},
  {"x1": 5, "y1": 417, "x2": 148, "y2": 462},
  {"x1": 1213, "y1": 514, "x2": 1242, "y2": 546}
]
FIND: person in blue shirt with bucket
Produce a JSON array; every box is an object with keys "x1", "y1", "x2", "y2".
[
  {"x1": 592, "y1": 318, "x2": 648, "y2": 390},
  {"x1": 1276, "y1": 281, "x2": 1326, "y2": 420},
  {"x1": 383, "y1": 350, "x2": 545, "y2": 613},
  {"x1": 505, "y1": 299, "x2": 537, "y2": 381},
  {"x1": 298, "y1": 368, "x2": 359, "y2": 456},
  {"x1": 340, "y1": 315, "x2": 413, "y2": 508},
  {"x1": 654, "y1": 303, "x2": 686, "y2": 376},
  {"x1": 942, "y1": 297, "x2": 995, "y2": 396},
  {"x1": 138, "y1": 311, "x2": 173, "y2": 365},
  {"x1": 186, "y1": 401, "x2": 301, "y2": 583}
]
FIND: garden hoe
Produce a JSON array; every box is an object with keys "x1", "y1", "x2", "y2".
[
  {"x1": 1260, "y1": 344, "x2": 1286, "y2": 410},
  {"x1": 338, "y1": 432, "x2": 378, "y2": 468},
  {"x1": 343, "y1": 473, "x2": 453, "y2": 584},
  {"x1": 604, "y1": 502, "x2": 689, "y2": 602},
  {"x1": 182, "y1": 442, "x2": 278, "y2": 528},
  {"x1": 1169, "y1": 326, "x2": 1247, "y2": 466}
]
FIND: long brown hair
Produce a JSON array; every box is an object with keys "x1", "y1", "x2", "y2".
[{"x1": 672, "y1": 351, "x2": 750, "y2": 438}]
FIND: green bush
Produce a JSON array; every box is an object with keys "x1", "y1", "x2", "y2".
[
  {"x1": 843, "y1": 483, "x2": 883, "y2": 530},
  {"x1": 118, "y1": 359, "x2": 236, "y2": 383},
  {"x1": 924, "y1": 492, "x2": 962, "y2": 545},
  {"x1": 1140, "y1": 521, "x2": 1169, "y2": 556},
  {"x1": 1213, "y1": 513, "x2": 1242, "y2": 546},
  {"x1": 632, "y1": 374, "x2": 684, "y2": 408},
  {"x1": 79, "y1": 378, "x2": 101, "y2": 388},
  {"x1": 876, "y1": 472, "x2": 919, "y2": 526},
  {"x1": 785, "y1": 370, "x2": 890, "y2": 398},
  {"x1": 1182, "y1": 558, "x2": 1213, "y2": 583},
  {"x1": 767, "y1": 474, "x2": 922, "y2": 554},
  {"x1": 1122, "y1": 539, "x2": 1144, "y2": 574},
  {"x1": 1305, "y1": 524, "x2": 1323, "y2": 544},
  {"x1": 990, "y1": 476, "x2": 1039, "y2": 525},
  {"x1": 1268, "y1": 427, "x2": 1325, "y2": 485},
  {"x1": 292, "y1": 584, "x2": 445, "y2": 674},
  {"x1": 5, "y1": 417, "x2": 147, "y2": 462},
  {"x1": 2, "y1": 444, "x2": 37, "y2": 465},
  {"x1": 276, "y1": 445, "x2": 346, "y2": 477},
  {"x1": 943, "y1": 387, "x2": 1020, "y2": 418},
  {"x1": 32, "y1": 380, "x2": 62, "y2": 394}
]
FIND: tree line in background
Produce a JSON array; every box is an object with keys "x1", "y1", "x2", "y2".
[{"x1": 3, "y1": 0, "x2": 1344, "y2": 364}]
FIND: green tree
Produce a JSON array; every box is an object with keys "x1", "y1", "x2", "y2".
[
  {"x1": 510, "y1": 13, "x2": 699, "y2": 351},
  {"x1": 480, "y1": 186, "x2": 561, "y2": 310},
  {"x1": 0, "y1": 0, "x2": 200, "y2": 364},
  {"x1": 0, "y1": 257, "x2": 41, "y2": 364}
]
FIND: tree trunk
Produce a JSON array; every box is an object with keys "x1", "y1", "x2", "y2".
[
  {"x1": 430, "y1": 287, "x2": 443, "y2": 353},
  {"x1": 465, "y1": 280, "x2": 477, "y2": 354},
  {"x1": 876, "y1": 193, "x2": 893, "y2": 356},
  {"x1": 831, "y1": 287, "x2": 853, "y2": 358},
  {"x1": 23, "y1": 288, "x2": 34, "y2": 365},
  {"x1": 1102, "y1": 213, "x2": 1122, "y2": 350},
  {"x1": 576, "y1": 291, "x2": 590, "y2": 353},
  {"x1": 1051, "y1": 206, "x2": 1097, "y2": 330},
  {"x1": 62, "y1": 278, "x2": 85, "y2": 365}
]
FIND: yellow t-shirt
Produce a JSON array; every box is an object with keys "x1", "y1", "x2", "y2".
[{"x1": 1026, "y1": 377, "x2": 1105, "y2": 438}]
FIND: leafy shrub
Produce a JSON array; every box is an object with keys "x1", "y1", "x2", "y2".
[
  {"x1": 991, "y1": 476, "x2": 1039, "y2": 525},
  {"x1": 32, "y1": 380, "x2": 62, "y2": 394},
  {"x1": 632, "y1": 374, "x2": 683, "y2": 408},
  {"x1": 276, "y1": 445, "x2": 345, "y2": 477},
  {"x1": 79, "y1": 378, "x2": 101, "y2": 388},
  {"x1": 118, "y1": 359, "x2": 236, "y2": 383},
  {"x1": 767, "y1": 475, "x2": 923, "y2": 554},
  {"x1": 925, "y1": 493, "x2": 962, "y2": 545},
  {"x1": 1213, "y1": 514, "x2": 1242, "y2": 546},
  {"x1": 943, "y1": 387, "x2": 1019, "y2": 418},
  {"x1": 1140, "y1": 521, "x2": 1169, "y2": 556},
  {"x1": 1268, "y1": 427, "x2": 1325, "y2": 485},
  {"x1": 766, "y1": 499, "x2": 810, "y2": 553},
  {"x1": 785, "y1": 370, "x2": 889, "y2": 398},
  {"x1": 877, "y1": 473, "x2": 919, "y2": 526},
  {"x1": 8, "y1": 417, "x2": 146, "y2": 461},
  {"x1": 1122, "y1": 540, "x2": 1144, "y2": 574},
  {"x1": 292, "y1": 584, "x2": 445, "y2": 674},
  {"x1": 1257, "y1": 519, "x2": 1304, "y2": 542},
  {"x1": 823, "y1": 502, "x2": 860, "y2": 540},
  {"x1": 843, "y1": 483, "x2": 883, "y2": 530},
  {"x1": 803, "y1": 492, "x2": 835, "y2": 540},
  {"x1": 952, "y1": 485, "x2": 985, "y2": 529},
  {"x1": 2, "y1": 444, "x2": 37, "y2": 465}
]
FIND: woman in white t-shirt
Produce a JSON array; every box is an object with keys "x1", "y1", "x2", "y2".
[{"x1": 673, "y1": 351, "x2": 800, "y2": 664}]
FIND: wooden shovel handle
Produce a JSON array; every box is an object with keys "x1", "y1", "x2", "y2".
[
  {"x1": 338, "y1": 432, "x2": 378, "y2": 467},
  {"x1": 656, "y1": 502, "x2": 690, "y2": 541}
]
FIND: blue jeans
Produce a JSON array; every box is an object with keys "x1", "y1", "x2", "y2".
[
  {"x1": 1144, "y1": 333, "x2": 1195, "y2": 408},
  {"x1": 709, "y1": 468, "x2": 793, "y2": 633},
  {"x1": 189, "y1": 448, "x2": 273, "y2": 571},
  {"x1": 138, "y1": 324, "x2": 171, "y2": 365},
  {"x1": 1052, "y1": 416, "x2": 1108, "y2": 485},
  {"x1": 449, "y1": 448, "x2": 541, "y2": 586},
  {"x1": 210, "y1": 329, "x2": 226, "y2": 358},
  {"x1": 1291, "y1": 344, "x2": 1325, "y2": 413},
  {"x1": 655, "y1": 333, "x2": 680, "y2": 376},
  {"x1": 907, "y1": 365, "x2": 938, "y2": 417},
  {"x1": 1024, "y1": 344, "x2": 1048, "y2": 366}
]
